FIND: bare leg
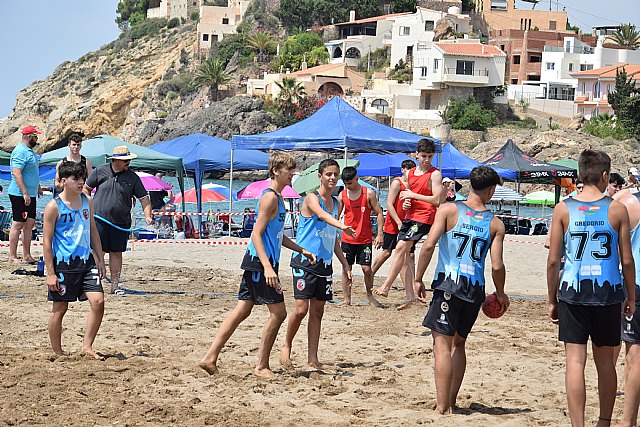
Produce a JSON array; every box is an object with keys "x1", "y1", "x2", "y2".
[
  {"x1": 108, "y1": 252, "x2": 123, "y2": 292},
  {"x1": 199, "y1": 300, "x2": 254, "y2": 375},
  {"x1": 8, "y1": 221, "x2": 25, "y2": 262},
  {"x1": 254, "y1": 302, "x2": 287, "y2": 378},
  {"x1": 565, "y1": 343, "x2": 588, "y2": 427},
  {"x1": 432, "y1": 330, "x2": 454, "y2": 415},
  {"x1": 21, "y1": 218, "x2": 36, "y2": 262},
  {"x1": 281, "y1": 299, "x2": 309, "y2": 368},
  {"x1": 341, "y1": 266, "x2": 352, "y2": 305},
  {"x1": 48, "y1": 302, "x2": 68, "y2": 356},
  {"x1": 363, "y1": 265, "x2": 383, "y2": 307},
  {"x1": 592, "y1": 343, "x2": 617, "y2": 427},
  {"x1": 371, "y1": 249, "x2": 392, "y2": 275},
  {"x1": 82, "y1": 292, "x2": 105, "y2": 360},
  {"x1": 449, "y1": 334, "x2": 467, "y2": 409},
  {"x1": 374, "y1": 241, "x2": 412, "y2": 296},
  {"x1": 621, "y1": 342, "x2": 640, "y2": 427},
  {"x1": 308, "y1": 298, "x2": 328, "y2": 368}
]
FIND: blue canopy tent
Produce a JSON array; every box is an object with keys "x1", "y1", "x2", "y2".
[
  {"x1": 354, "y1": 153, "x2": 415, "y2": 177},
  {"x1": 0, "y1": 165, "x2": 56, "y2": 181},
  {"x1": 433, "y1": 143, "x2": 517, "y2": 180},
  {"x1": 150, "y1": 133, "x2": 270, "y2": 216}
]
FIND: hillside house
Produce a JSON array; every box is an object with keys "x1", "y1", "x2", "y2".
[{"x1": 196, "y1": 0, "x2": 250, "y2": 56}]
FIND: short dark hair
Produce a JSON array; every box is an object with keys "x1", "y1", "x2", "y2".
[
  {"x1": 416, "y1": 138, "x2": 436, "y2": 154},
  {"x1": 318, "y1": 159, "x2": 339, "y2": 174},
  {"x1": 470, "y1": 166, "x2": 502, "y2": 191},
  {"x1": 578, "y1": 149, "x2": 610, "y2": 185},
  {"x1": 68, "y1": 133, "x2": 82, "y2": 144},
  {"x1": 401, "y1": 159, "x2": 416, "y2": 170},
  {"x1": 341, "y1": 166, "x2": 358, "y2": 182},
  {"x1": 58, "y1": 160, "x2": 87, "y2": 180},
  {"x1": 609, "y1": 172, "x2": 625, "y2": 186}
]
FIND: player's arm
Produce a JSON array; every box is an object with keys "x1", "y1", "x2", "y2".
[
  {"x1": 54, "y1": 160, "x2": 63, "y2": 190},
  {"x1": 613, "y1": 201, "x2": 636, "y2": 317},
  {"x1": 368, "y1": 190, "x2": 384, "y2": 249},
  {"x1": 43, "y1": 200, "x2": 60, "y2": 292},
  {"x1": 489, "y1": 217, "x2": 509, "y2": 313},
  {"x1": 386, "y1": 179, "x2": 403, "y2": 227},
  {"x1": 87, "y1": 197, "x2": 106, "y2": 279},
  {"x1": 546, "y1": 202, "x2": 568, "y2": 323},
  {"x1": 334, "y1": 235, "x2": 352, "y2": 284},
  {"x1": 282, "y1": 235, "x2": 316, "y2": 264},
  {"x1": 307, "y1": 193, "x2": 355, "y2": 237},
  {"x1": 400, "y1": 170, "x2": 444, "y2": 207},
  {"x1": 84, "y1": 168, "x2": 98, "y2": 196},
  {"x1": 250, "y1": 192, "x2": 279, "y2": 287}
]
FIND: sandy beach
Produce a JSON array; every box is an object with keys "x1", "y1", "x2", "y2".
[{"x1": 0, "y1": 236, "x2": 627, "y2": 425}]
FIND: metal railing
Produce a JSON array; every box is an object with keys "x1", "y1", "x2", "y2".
[
  {"x1": 444, "y1": 68, "x2": 489, "y2": 76},
  {"x1": 543, "y1": 45, "x2": 595, "y2": 54}
]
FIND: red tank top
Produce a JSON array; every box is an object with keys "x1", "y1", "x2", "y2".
[
  {"x1": 406, "y1": 166, "x2": 438, "y2": 225},
  {"x1": 383, "y1": 178, "x2": 407, "y2": 235},
  {"x1": 341, "y1": 187, "x2": 373, "y2": 244}
]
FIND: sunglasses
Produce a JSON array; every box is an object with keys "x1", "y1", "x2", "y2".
[{"x1": 29, "y1": 134, "x2": 38, "y2": 138}]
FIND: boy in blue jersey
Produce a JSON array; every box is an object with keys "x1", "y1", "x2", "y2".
[
  {"x1": 199, "y1": 153, "x2": 317, "y2": 378},
  {"x1": 547, "y1": 149, "x2": 635, "y2": 427},
  {"x1": 414, "y1": 166, "x2": 509, "y2": 414},
  {"x1": 280, "y1": 159, "x2": 355, "y2": 369},
  {"x1": 613, "y1": 188, "x2": 640, "y2": 427},
  {"x1": 43, "y1": 162, "x2": 106, "y2": 360}
]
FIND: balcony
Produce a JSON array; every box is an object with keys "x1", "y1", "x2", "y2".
[
  {"x1": 439, "y1": 68, "x2": 490, "y2": 86},
  {"x1": 543, "y1": 45, "x2": 595, "y2": 54}
]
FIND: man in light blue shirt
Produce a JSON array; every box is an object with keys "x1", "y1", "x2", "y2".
[{"x1": 8, "y1": 126, "x2": 43, "y2": 264}]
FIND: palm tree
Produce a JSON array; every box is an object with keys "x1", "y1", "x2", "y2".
[
  {"x1": 247, "y1": 31, "x2": 275, "y2": 62},
  {"x1": 275, "y1": 77, "x2": 306, "y2": 115},
  {"x1": 610, "y1": 23, "x2": 640, "y2": 49},
  {"x1": 192, "y1": 58, "x2": 231, "y2": 101}
]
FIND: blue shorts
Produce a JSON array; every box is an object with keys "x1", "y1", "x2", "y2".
[
  {"x1": 238, "y1": 269, "x2": 285, "y2": 305},
  {"x1": 292, "y1": 269, "x2": 333, "y2": 301},
  {"x1": 48, "y1": 256, "x2": 103, "y2": 302}
]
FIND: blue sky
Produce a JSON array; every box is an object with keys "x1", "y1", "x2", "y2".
[{"x1": 0, "y1": 0, "x2": 637, "y2": 118}]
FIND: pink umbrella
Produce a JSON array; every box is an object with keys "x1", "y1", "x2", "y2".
[
  {"x1": 169, "y1": 188, "x2": 228, "y2": 204},
  {"x1": 237, "y1": 179, "x2": 300, "y2": 199},
  {"x1": 135, "y1": 172, "x2": 172, "y2": 191}
]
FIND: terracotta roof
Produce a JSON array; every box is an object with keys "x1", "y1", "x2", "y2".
[
  {"x1": 334, "y1": 12, "x2": 412, "y2": 26},
  {"x1": 434, "y1": 43, "x2": 505, "y2": 57},
  {"x1": 290, "y1": 63, "x2": 344, "y2": 77},
  {"x1": 574, "y1": 96, "x2": 587, "y2": 103},
  {"x1": 570, "y1": 64, "x2": 640, "y2": 79}
]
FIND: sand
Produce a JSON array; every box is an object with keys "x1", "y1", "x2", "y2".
[{"x1": 0, "y1": 236, "x2": 628, "y2": 425}]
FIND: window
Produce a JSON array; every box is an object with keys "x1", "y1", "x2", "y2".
[
  {"x1": 500, "y1": 44, "x2": 505, "y2": 52},
  {"x1": 490, "y1": 0, "x2": 507, "y2": 10},
  {"x1": 346, "y1": 47, "x2": 361, "y2": 59},
  {"x1": 593, "y1": 107, "x2": 599, "y2": 116},
  {"x1": 511, "y1": 79, "x2": 519, "y2": 84},
  {"x1": 549, "y1": 20, "x2": 557, "y2": 30},
  {"x1": 433, "y1": 58, "x2": 440, "y2": 70},
  {"x1": 399, "y1": 26, "x2": 410, "y2": 36},
  {"x1": 513, "y1": 55, "x2": 521, "y2": 64},
  {"x1": 530, "y1": 55, "x2": 541, "y2": 63},
  {"x1": 456, "y1": 60, "x2": 474, "y2": 75},
  {"x1": 568, "y1": 63, "x2": 574, "y2": 71},
  {"x1": 203, "y1": 34, "x2": 209, "y2": 41},
  {"x1": 580, "y1": 64, "x2": 594, "y2": 71},
  {"x1": 546, "y1": 62, "x2": 555, "y2": 70},
  {"x1": 222, "y1": 18, "x2": 229, "y2": 24},
  {"x1": 565, "y1": 40, "x2": 571, "y2": 53},
  {"x1": 594, "y1": 82, "x2": 601, "y2": 97},
  {"x1": 417, "y1": 43, "x2": 429, "y2": 51},
  {"x1": 371, "y1": 99, "x2": 389, "y2": 114},
  {"x1": 425, "y1": 20, "x2": 435, "y2": 31},
  {"x1": 383, "y1": 3, "x2": 391, "y2": 14},
  {"x1": 582, "y1": 82, "x2": 586, "y2": 93},
  {"x1": 421, "y1": 67, "x2": 428, "y2": 77}
]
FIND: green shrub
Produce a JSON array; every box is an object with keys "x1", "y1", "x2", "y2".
[
  {"x1": 130, "y1": 18, "x2": 168, "y2": 41},
  {"x1": 165, "y1": 90, "x2": 178, "y2": 100},
  {"x1": 511, "y1": 117, "x2": 537, "y2": 128},
  {"x1": 446, "y1": 97, "x2": 497, "y2": 131},
  {"x1": 191, "y1": 11, "x2": 199, "y2": 21},
  {"x1": 209, "y1": 33, "x2": 253, "y2": 66},
  {"x1": 582, "y1": 113, "x2": 628, "y2": 140},
  {"x1": 168, "y1": 17, "x2": 180, "y2": 28},
  {"x1": 549, "y1": 123, "x2": 561, "y2": 130}
]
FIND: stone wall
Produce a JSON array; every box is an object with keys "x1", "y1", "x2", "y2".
[
  {"x1": 449, "y1": 129, "x2": 485, "y2": 150},
  {"x1": 417, "y1": 0, "x2": 462, "y2": 12},
  {"x1": 393, "y1": 118, "x2": 437, "y2": 134}
]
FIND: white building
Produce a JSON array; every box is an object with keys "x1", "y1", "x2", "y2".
[
  {"x1": 197, "y1": 0, "x2": 250, "y2": 55},
  {"x1": 388, "y1": 6, "x2": 471, "y2": 69},
  {"x1": 147, "y1": 0, "x2": 200, "y2": 20},
  {"x1": 541, "y1": 36, "x2": 640, "y2": 101}
]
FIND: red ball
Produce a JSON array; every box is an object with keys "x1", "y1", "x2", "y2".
[{"x1": 482, "y1": 293, "x2": 505, "y2": 319}]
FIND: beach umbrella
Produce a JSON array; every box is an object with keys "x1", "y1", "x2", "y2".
[
  {"x1": 292, "y1": 159, "x2": 360, "y2": 196},
  {"x1": 490, "y1": 185, "x2": 526, "y2": 202},
  {"x1": 202, "y1": 183, "x2": 237, "y2": 201},
  {"x1": 169, "y1": 188, "x2": 228, "y2": 204},
  {"x1": 135, "y1": 172, "x2": 172, "y2": 191},
  {"x1": 237, "y1": 179, "x2": 300, "y2": 199},
  {"x1": 525, "y1": 190, "x2": 556, "y2": 205}
]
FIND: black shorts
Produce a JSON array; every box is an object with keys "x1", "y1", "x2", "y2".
[
  {"x1": 423, "y1": 289, "x2": 482, "y2": 339},
  {"x1": 96, "y1": 220, "x2": 129, "y2": 253},
  {"x1": 621, "y1": 307, "x2": 640, "y2": 344},
  {"x1": 341, "y1": 242, "x2": 372, "y2": 266},
  {"x1": 558, "y1": 300, "x2": 621, "y2": 346},
  {"x1": 238, "y1": 269, "x2": 285, "y2": 305},
  {"x1": 292, "y1": 270, "x2": 333, "y2": 301},
  {"x1": 382, "y1": 232, "x2": 416, "y2": 253},
  {"x1": 9, "y1": 194, "x2": 36, "y2": 222},
  {"x1": 48, "y1": 256, "x2": 103, "y2": 302},
  {"x1": 397, "y1": 219, "x2": 431, "y2": 242}
]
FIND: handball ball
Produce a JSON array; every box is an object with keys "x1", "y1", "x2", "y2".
[{"x1": 482, "y1": 293, "x2": 505, "y2": 319}]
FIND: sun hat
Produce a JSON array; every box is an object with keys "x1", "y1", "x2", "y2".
[
  {"x1": 629, "y1": 167, "x2": 639, "y2": 176},
  {"x1": 110, "y1": 145, "x2": 138, "y2": 160},
  {"x1": 21, "y1": 126, "x2": 42, "y2": 135}
]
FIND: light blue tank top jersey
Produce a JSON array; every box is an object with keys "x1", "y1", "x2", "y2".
[
  {"x1": 53, "y1": 194, "x2": 93, "y2": 272},
  {"x1": 630, "y1": 193, "x2": 640, "y2": 305},
  {"x1": 559, "y1": 197, "x2": 623, "y2": 305},
  {"x1": 431, "y1": 202, "x2": 493, "y2": 304},
  {"x1": 291, "y1": 192, "x2": 339, "y2": 277},
  {"x1": 240, "y1": 188, "x2": 286, "y2": 272}
]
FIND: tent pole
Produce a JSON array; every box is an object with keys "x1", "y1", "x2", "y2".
[
  {"x1": 229, "y1": 149, "x2": 234, "y2": 237},
  {"x1": 344, "y1": 147, "x2": 348, "y2": 163}
]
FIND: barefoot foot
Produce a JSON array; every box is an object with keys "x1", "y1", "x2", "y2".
[
  {"x1": 83, "y1": 348, "x2": 105, "y2": 361},
  {"x1": 280, "y1": 347, "x2": 293, "y2": 369},
  {"x1": 372, "y1": 287, "x2": 389, "y2": 297},
  {"x1": 367, "y1": 294, "x2": 384, "y2": 308},
  {"x1": 308, "y1": 361, "x2": 333, "y2": 370},
  {"x1": 253, "y1": 367, "x2": 277, "y2": 379},
  {"x1": 339, "y1": 300, "x2": 351, "y2": 306},
  {"x1": 198, "y1": 360, "x2": 219, "y2": 375},
  {"x1": 397, "y1": 299, "x2": 418, "y2": 311}
]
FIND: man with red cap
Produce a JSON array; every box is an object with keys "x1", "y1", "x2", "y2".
[{"x1": 8, "y1": 126, "x2": 45, "y2": 264}]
